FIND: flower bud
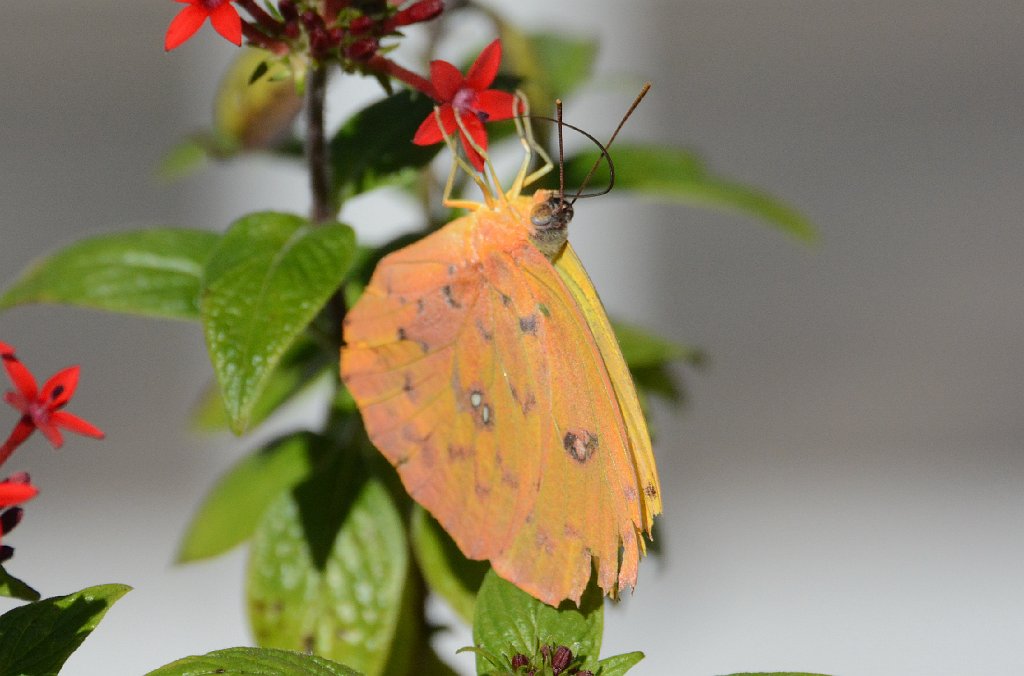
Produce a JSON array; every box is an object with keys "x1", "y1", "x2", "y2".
[
  {"x1": 390, "y1": 0, "x2": 444, "y2": 27},
  {"x1": 0, "y1": 507, "x2": 24, "y2": 535},
  {"x1": 511, "y1": 653, "x2": 530, "y2": 669},
  {"x1": 551, "y1": 645, "x2": 573, "y2": 674}
]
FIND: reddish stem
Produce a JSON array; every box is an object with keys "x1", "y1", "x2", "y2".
[{"x1": 365, "y1": 54, "x2": 436, "y2": 98}]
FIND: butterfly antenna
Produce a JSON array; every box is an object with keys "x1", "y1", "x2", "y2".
[
  {"x1": 570, "y1": 81, "x2": 652, "y2": 205},
  {"x1": 556, "y1": 99, "x2": 567, "y2": 203}
]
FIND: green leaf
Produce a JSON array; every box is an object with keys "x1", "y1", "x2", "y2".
[
  {"x1": 0, "y1": 583, "x2": 131, "y2": 676},
  {"x1": 247, "y1": 460, "x2": 410, "y2": 675},
  {"x1": 0, "y1": 229, "x2": 219, "y2": 320},
  {"x1": 596, "y1": 651, "x2": 646, "y2": 676},
  {"x1": 612, "y1": 321, "x2": 702, "y2": 370},
  {"x1": 330, "y1": 90, "x2": 440, "y2": 201},
  {"x1": 612, "y1": 320, "x2": 704, "y2": 408},
  {"x1": 561, "y1": 145, "x2": 818, "y2": 242},
  {"x1": 472, "y1": 570, "x2": 603, "y2": 675},
  {"x1": 718, "y1": 673, "x2": 833, "y2": 676},
  {"x1": 177, "y1": 432, "x2": 328, "y2": 563},
  {"x1": 199, "y1": 212, "x2": 355, "y2": 433},
  {"x1": 146, "y1": 647, "x2": 362, "y2": 676},
  {"x1": 0, "y1": 565, "x2": 39, "y2": 602},
  {"x1": 192, "y1": 337, "x2": 333, "y2": 432},
  {"x1": 410, "y1": 506, "x2": 489, "y2": 624}
]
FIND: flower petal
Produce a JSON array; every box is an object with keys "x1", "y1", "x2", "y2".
[
  {"x1": 475, "y1": 89, "x2": 518, "y2": 122},
  {"x1": 40, "y1": 366, "x2": 80, "y2": 410},
  {"x1": 0, "y1": 343, "x2": 13, "y2": 357},
  {"x1": 209, "y1": 3, "x2": 243, "y2": 46},
  {"x1": 458, "y1": 113, "x2": 488, "y2": 171},
  {"x1": 165, "y1": 5, "x2": 210, "y2": 52},
  {"x1": 1, "y1": 355, "x2": 37, "y2": 402},
  {"x1": 465, "y1": 39, "x2": 502, "y2": 91},
  {"x1": 429, "y1": 60, "x2": 464, "y2": 102},
  {"x1": 51, "y1": 411, "x2": 105, "y2": 440},
  {"x1": 0, "y1": 481, "x2": 37, "y2": 509},
  {"x1": 413, "y1": 105, "x2": 456, "y2": 145},
  {"x1": 35, "y1": 420, "x2": 64, "y2": 449}
]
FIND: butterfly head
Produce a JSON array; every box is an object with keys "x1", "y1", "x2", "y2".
[{"x1": 529, "y1": 191, "x2": 574, "y2": 260}]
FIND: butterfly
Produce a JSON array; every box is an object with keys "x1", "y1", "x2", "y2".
[{"x1": 340, "y1": 90, "x2": 661, "y2": 606}]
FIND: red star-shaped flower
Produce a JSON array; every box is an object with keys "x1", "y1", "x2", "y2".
[
  {"x1": 1, "y1": 348, "x2": 104, "y2": 465},
  {"x1": 165, "y1": 0, "x2": 243, "y2": 52},
  {"x1": 412, "y1": 39, "x2": 520, "y2": 171}
]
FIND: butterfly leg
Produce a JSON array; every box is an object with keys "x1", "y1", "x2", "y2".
[
  {"x1": 510, "y1": 92, "x2": 554, "y2": 197},
  {"x1": 436, "y1": 107, "x2": 493, "y2": 211}
]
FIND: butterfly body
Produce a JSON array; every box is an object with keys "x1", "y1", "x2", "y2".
[{"x1": 341, "y1": 189, "x2": 660, "y2": 605}]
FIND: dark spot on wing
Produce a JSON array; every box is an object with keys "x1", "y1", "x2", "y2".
[
  {"x1": 447, "y1": 444, "x2": 473, "y2": 461},
  {"x1": 538, "y1": 303, "x2": 551, "y2": 318},
  {"x1": 500, "y1": 293, "x2": 512, "y2": 307},
  {"x1": 563, "y1": 429, "x2": 599, "y2": 463},
  {"x1": 416, "y1": 298, "x2": 426, "y2": 314},
  {"x1": 448, "y1": 264, "x2": 457, "y2": 276},
  {"x1": 475, "y1": 482, "x2": 491, "y2": 498},
  {"x1": 475, "y1": 319, "x2": 493, "y2": 341},
  {"x1": 402, "y1": 373, "x2": 414, "y2": 395},
  {"x1": 518, "y1": 314, "x2": 538, "y2": 335},
  {"x1": 644, "y1": 484, "x2": 658, "y2": 498},
  {"x1": 397, "y1": 327, "x2": 407, "y2": 341},
  {"x1": 442, "y1": 285, "x2": 461, "y2": 308},
  {"x1": 534, "y1": 527, "x2": 555, "y2": 554}
]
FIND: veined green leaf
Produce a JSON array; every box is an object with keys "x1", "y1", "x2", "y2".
[
  {"x1": 472, "y1": 571, "x2": 603, "y2": 675},
  {"x1": 0, "y1": 229, "x2": 219, "y2": 320},
  {"x1": 561, "y1": 145, "x2": 818, "y2": 242},
  {"x1": 0, "y1": 584, "x2": 131, "y2": 676},
  {"x1": 177, "y1": 432, "x2": 328, "y2": 563},
  {"x1": 597, "y1": 651, "x2": 646, "y2": 676},
  {"x1": 330, "y1": 90, "x2": 439, "y2": 201},
  {"x1": 145, "y1": 647, "x2": 362, "y2": 676},
  {"x1": 247, "y1": 464, "x2": 409, "y2": 675},
  {"x1": 199, "y1": 212, "x2": 355, "y2": 433},
  {"x1": 192, "y1": 336, "x2": 334, "y2": 432}
]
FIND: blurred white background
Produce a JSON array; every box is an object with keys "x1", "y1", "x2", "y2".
[{"x1": 2, "y1": 1, "x2": 1024, "y2": 674}]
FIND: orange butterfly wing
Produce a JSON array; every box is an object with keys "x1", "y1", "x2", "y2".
[{"x1": 341, "y1": 190, "x2": 653, "y2": 605}]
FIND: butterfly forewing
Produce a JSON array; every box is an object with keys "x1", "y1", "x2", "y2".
[{"x1": 341, "y1": 191, "x2": 656, "y2": 606}]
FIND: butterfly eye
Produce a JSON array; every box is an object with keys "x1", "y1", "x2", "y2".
[
  {"x1": 528, "y1": 197, "x2": 574, "y2": 260},
  {"x1": 529, "y1": 196, "x2": 574, "y2": 232}
]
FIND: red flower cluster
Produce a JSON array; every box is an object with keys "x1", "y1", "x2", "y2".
[
  {"x1": 412, "y1": 39, "x2": 520, "y2": 171},
  {"x1": 165, "y1": 0, "x2": 444, "y2": 61},
  {"x1": 1, "y1": 344, "x2": 104, "y2": 466}
]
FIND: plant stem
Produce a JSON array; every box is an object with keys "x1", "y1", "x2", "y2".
[{"x1": 306, "y1": 63, "x2": 334, "y2": 224}]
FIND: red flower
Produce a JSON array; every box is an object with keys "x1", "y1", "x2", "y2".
[
  {"x1": 0, "y1": 347, "x2": 104, "y2": 466},
  {"x1": 0, "y1": 472, "x2": 38, "y2": 562},
  {"x1": 165, "y1": 0, "x2": 243, "y2": 51},
  {"x1": 0, "y1": 473, "x2": 36, "y2": 509},
  {"x1": 412, "y1": 39, "x2": 519, "y2": 171}
]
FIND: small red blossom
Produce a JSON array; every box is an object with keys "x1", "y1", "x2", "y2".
[
  {"x1": 412, "y1": 39, "x2": 520, "y2": 171},
  {"x1": 0, "y1": 473, "x2": 37, "y2": 509},
  {"x1": 0, "y1": 472, "x2": 38, "y2": 562},
  {"x1": 0, "y1": 348, "x2": 104, "y2": 466},
  {"x1": 165, "y1": 0, "x2": 243, "y2": 51}
]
